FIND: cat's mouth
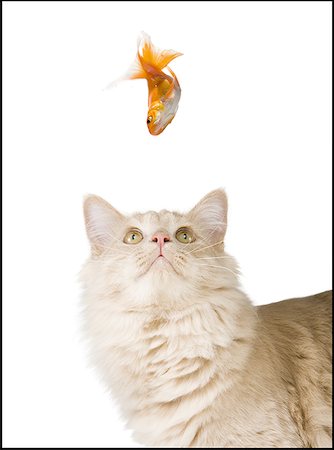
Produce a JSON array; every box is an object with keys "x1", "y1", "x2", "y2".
[
  {"x1": 153, "y1": 255, "x2": 172, "y2": 266},
  {"x1": 145, "y1": 255, "x2": 177, "y2": 274}
]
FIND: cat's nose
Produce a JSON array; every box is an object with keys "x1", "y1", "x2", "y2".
[{"x1": 152, "y1": 232, "x2": 170, "y2": 254}]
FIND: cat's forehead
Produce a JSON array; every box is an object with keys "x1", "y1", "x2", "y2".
[{"x1": 131, "y1": 209, "x2": 184, "y2": 229}]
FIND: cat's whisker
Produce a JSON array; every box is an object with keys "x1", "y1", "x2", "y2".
[
  {"x1": 185, "y1": 239, "x2": 225, "y2": 255},
  {"x1": 189, "y1": 222, "x2": 225, "y2": 251},
  {"x1": 95, "y1": 248, "x2": 133, "y2": 257},
  {"x1": 87, "y1": 231, "x2": 139, "y2": 256},
  {"x1": 200, "y1": 222, "x2": 224, "y2": 246},
  {"x1": 196, "y1": 256, "x2": 234, "y2": 260},
  {"x1": 87, "y1": 225, "x2": 119, "y2": 245},
  {"x1": 196, "y1": 263, "x2": 239, "y2": 278},
  {"x1": 90, "y1": 229, "x2": 137, "y2": 254}
]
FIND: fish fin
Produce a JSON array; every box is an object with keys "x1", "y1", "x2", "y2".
[
  {"x1": 123, "y1": 51, "x2": 147, "y2": 80},
  {"x1": 164, "y1": 78, "x2": 175, "y2": 98},
  {"x1": 103, "y1": 62, "x2": 145, "y2": 91},
  {"x1": 138, "y1": 31, "x2": 183, "y2": 71},
  {"x1": 166, "y1": 66, "x2": 177, "y2": 79},
  {"x1": 103, "y1": 32, "x2": 182, "y2": 90},
  {"x1": 163, "y1": 66, "x2": 180, "y2": 97},
  {"x1": 103, "y1": 78, "x2": 123, "y2": 91},
  {"x1": 103, "y1": 38, "x2": 148, "y2": 90}
]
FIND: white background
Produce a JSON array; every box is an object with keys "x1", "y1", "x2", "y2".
[{"x1": 3, "y1": 1, "x2": 332, "y2": 448}]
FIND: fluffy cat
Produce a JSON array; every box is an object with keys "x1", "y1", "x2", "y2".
[{"x1": 80, "y1": 189, "x2": 332, "y2": 448}]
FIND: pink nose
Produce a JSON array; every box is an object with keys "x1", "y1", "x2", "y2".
[{"x1": 152, "y1": 232, "x2": 170, "y2": 254}]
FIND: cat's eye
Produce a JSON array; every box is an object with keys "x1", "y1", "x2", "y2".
[
  {"x1": 147, "y1": 116, "x2": 153, "y2": 124},
  {"x1": 175, "y1": 228, "x2": 195, "y2": 244},
  {"x1": 123, "y1": 229, "x2": 143, "y2": 244}
]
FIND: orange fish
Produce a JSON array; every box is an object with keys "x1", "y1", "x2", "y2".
[{"x1": 116, "y1": 32, "x2": 183, "y2": 135}]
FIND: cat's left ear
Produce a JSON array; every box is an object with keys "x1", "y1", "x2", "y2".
[
  {"x1": 188, "y1": 189, "x2": 228, "y2": 242},
  {"x1": 83, "y1": 195, "x2": 124, "y2": 255}
]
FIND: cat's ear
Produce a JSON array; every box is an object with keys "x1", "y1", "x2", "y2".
[
  {"x1": 188, "y1": 189, "x2": 228, "y2": 242},
  {"x1": 83, "y1": 195, "x2": 124, "y2": 255}
]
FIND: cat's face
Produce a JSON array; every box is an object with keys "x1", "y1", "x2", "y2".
[{"x1": 83, "y1": 190, "x2": 236, "y2": 307}]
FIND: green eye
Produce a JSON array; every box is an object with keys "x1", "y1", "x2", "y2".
[
  {"x1": 124, "y1": 229, "x2": 143, "y2": 244},
  {"x1": 175, "y1": 228, "x2": 195, "y2": 244}
]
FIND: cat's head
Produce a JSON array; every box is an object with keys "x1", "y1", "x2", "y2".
[{"x1": 82, "y1": 189, "x2": 239, "y2": 308}]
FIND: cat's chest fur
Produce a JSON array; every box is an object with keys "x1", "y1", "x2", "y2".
[{"x1": 85, "y1": 292, "x2": 302, "y2": 447}]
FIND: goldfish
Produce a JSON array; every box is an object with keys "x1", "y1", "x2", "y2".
[{"x1": 114, "y1": 32, "x2": 183, "y2": 135}]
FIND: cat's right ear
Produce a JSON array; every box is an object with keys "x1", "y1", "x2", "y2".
[{"x1": 83, "y1": 195, "x2": 124, "y2": 255}]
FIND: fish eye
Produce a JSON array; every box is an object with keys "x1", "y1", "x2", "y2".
[
  {"x1": 147, "y1": 116, "x2": 153, "y2": 124},
  {"x1": 123, "y1": 229, "x2": 143, "y2": 244},
  {"x1": 175, "y1": 228, "x2": 195, "y2": 244}
]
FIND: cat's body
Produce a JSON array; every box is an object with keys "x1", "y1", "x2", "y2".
[{"x1": 80, "y1": 190, "x2": 332, "y2": 448}]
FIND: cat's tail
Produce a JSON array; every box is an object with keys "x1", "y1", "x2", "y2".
[{"x1": 104, "y1": 32, "x2": 182, "y2": 89}]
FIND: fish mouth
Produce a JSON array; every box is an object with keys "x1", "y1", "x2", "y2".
[{"x1": 148, "y1": 126, "x2": 164, "y2": 136}]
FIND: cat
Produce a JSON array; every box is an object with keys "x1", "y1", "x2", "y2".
[{"x1": 80, "y1": 189, "x2": 332, "y2": 448}]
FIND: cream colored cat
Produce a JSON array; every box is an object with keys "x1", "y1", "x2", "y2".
[{"x1": 80, "y1": 189, "x2": 332, "y2": 448}]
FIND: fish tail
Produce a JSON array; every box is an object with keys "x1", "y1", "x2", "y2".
[
  {"x1": 138, "y1": 31, "x2": 183, "y2": 72},
  {"x1": 103, "y1": 35, "x2": 147, "y2": 90},
  {"x1": 104, "y1": 32, "x2": 182, "y2": 90}
]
